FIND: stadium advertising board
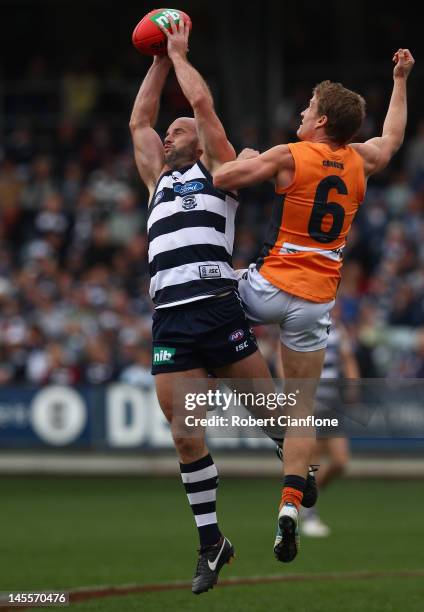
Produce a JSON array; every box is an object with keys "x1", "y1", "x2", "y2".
[{"x1": 0, "y1": 382, "x2": 424, "y2": 450}]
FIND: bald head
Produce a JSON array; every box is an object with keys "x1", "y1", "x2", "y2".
[
  {"x1": 170, "y1": 117, "x2": 197, "y2": 133},
  {"x1": 164, "y1": 117, "x2": 202, "y2": 170}
]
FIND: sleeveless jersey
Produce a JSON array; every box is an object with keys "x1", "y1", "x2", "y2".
[
  {"x1": 257, "y1": 141, "x2": 365, "y2": 302},
  {"x1": 147, "y1": 160, "x2": 239, "y2": 308}
]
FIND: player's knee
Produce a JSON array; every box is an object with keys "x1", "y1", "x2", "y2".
[{"x1": 173, "y1": 436, "x2": 206, "y2": 462}]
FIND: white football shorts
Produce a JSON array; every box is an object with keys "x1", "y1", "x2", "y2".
[{"x1": 236, "y1": 265, "x2": 335, "y2": 352}]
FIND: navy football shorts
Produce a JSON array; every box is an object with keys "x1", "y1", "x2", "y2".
[{"x1": 151, "y1": 291, "x2": 258, "y2": 374}]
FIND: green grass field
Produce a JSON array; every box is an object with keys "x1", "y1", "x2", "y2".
[{"x1": 2, "y1": 475, "x2": 424, "y2": 611}]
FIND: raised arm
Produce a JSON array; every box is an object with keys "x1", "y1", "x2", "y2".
[
  {"x1": 351, "y1": 49, "x2": 415, "y2": 177},
  {"x1": 129, "y1": 55, "x2": 172, "y2": 196},
  {"x1": 159, "y1": 17, "x2": 235, "y2": 173},
  {"x1": 213, "y1": 145, "x2": 294, "y2": 191}
]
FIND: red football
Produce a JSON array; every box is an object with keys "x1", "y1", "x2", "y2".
[{"x1": 132, "y1": 8, "x2": 192, "y2": 56}]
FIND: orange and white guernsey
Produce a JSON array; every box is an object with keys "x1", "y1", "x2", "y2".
[{"x1": 256, "y1": 141, "x2": 365, "y2": 303}]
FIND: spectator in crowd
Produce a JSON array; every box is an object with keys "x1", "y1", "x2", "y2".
[{"x1": 0, "y1": 89, "x2": 424, "y2": 384}]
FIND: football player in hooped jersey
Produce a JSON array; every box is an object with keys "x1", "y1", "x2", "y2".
[
  {"x1": 214, "y1": 49, "x2": 414, "y2": 562},
  {"x1": 130, "y1": 16, "x2": 302, "y2": 594}
]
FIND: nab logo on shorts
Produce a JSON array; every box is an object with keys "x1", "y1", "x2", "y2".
[
  {"x1": 174, "y1": 181, "x2": 204, "y2": 196},
  {"x1": 182, "y1": 195, "x2": 197, "y2": 210},
  {"x1": 199, "y1": 265, "x2": 221, "y2": 278},
  {"x1": 153, "y1": 346, "x2": 176, "y2": 365},
  {"x1": 229, "y1": 329, "x2": 244, "y2": 342}
]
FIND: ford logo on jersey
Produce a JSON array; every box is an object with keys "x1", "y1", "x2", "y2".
[
  {"x1": 229, "y1": 329, "x2": 245, "y2": 343},
  {"x1": 174, "y1": 181, "x2": 204, "y2": 195}
]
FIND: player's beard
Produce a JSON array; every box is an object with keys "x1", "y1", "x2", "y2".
[{"x1": 164, "y1": 142, "x2": 199, "y2": 170}]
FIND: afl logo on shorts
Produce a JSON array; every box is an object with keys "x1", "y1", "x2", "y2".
[
  {"x1": 174, "y1": 181, "x2": 204, "y2": 196},
  {"x1": 182, "y1": 195, "x2": 197, "y2": 210},
  {"x1": 229, "y1": 329, "x2": 244, "y2": 342}
]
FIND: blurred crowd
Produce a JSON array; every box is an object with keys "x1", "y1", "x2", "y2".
[{"x1": 1, "y1": 70, "x2": 424, "y2": 385}]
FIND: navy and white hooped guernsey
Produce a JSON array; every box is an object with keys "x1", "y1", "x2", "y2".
[{"x1": 147, "y1": 160, "x2": 239, "y2": 308}]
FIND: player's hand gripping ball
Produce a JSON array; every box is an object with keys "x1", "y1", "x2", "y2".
[{"x1": 132, "y1": 8, "x2": 192, "y2": 56}]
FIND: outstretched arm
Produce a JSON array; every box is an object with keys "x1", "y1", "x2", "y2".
[
  {"x1": 129, "y1": 56, "x2": 172, "y2": 196},
  {"x1": 213, "y1": 146, "x2": 294, "y2": 191},
  {"x1": 159, "y1": 17, "x2": 235, "y2": 173},
  {"x1": 351, "y1": 49, "x2": 415, "y2": 177}
]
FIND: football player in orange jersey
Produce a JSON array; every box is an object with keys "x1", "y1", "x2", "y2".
[{"x1": 214, "y1": 49, "x2": 414, "y2": 562}]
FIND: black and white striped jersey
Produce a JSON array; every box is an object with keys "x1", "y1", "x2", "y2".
[{"x1": 147, "y1": 160, "x2": 239, "y2": 308}]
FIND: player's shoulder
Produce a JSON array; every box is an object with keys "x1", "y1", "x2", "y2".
[
  {"x1": 268, "y1": 143, "x2": 296, "y2": 161},
  {"x1": 282, "y1": 141, "x2": 322, "y2": 170},
  {"x1": 349, "y1": 141, "x2": 381, "y2": 177},
  {"x1": 349, "y1": 141, "x2": 379, "y2": 164},
  {"x1": 286, "y1": 140, "x2": 322, "y2": 158}
]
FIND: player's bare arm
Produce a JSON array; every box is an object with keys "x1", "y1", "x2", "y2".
[
  {"x1": 351, "y1": 49, "x2": 415, "y2": 178},
  {"x1": 129, "y1": 55, "x2": 172, "y2": 197},
  {"x1": 159, "y1": 16, "x2": 235, "y2": 174},
  {"x1": 213, "y1": 145, "x2": 295, "y2": 191}
]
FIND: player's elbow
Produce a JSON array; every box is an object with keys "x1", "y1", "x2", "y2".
[
  {"x1": 129, "y1": 120, "x2": 141, "y2": 135},
  {"x1": 371, "y1": 138, "x2": 402, "y2": 175},
  {"x1": 129, "y1": 117, "x2": 151, "y2": 134},
  {"x1": 191, "y1": 94, "x2": 213, "y2": 112},
  {"x1": 394, "y1": 135, "x2": 404, "y2": 152},
  {"x1": 384, "y1": 132, "x2": 404, "y2": 156}
]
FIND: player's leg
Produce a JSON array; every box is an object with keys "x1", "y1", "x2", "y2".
[
  {"x1": 274, "y1": 293, "x2": 332, "y2": 562},
  {"x1": 214, "y1": 348, "x2": 287, "y2": 441},
  {"x1": 156, "y1": 369, "x2": 220, "y2": 543},
  {"x1": 152, "y1": 299, "x2": 236, "y2": 594},
  {"x1": 280, "y1": 344, "x2": 326, "y2": 479},
  {"x1": 236, "y1": 267, "x2": 307, "y2": 448},
  {"x1": 237, "y1": 269, "x2": 323, "y2": 560},
  {"x1": 301, "y1": 438, "x2": 331, "y2": 537},
  {"x1": 155, "y1": 369, "x2": 209, "y2": 461},
  {"x1": 155, "y1": 369, "x2": 234, "y2": 594},
  {"x1": 301, "y1": 437, "x2": 350, "y2": 537},
  {"x1": 214, "y1": 347, "x2": 271, "y2": 378},
  {"x1": 273, "y1": 344, "x2": 325, "y2": 560},
  {"x1": 316, "y1": 436, "x2": 350, "y2": 488}
]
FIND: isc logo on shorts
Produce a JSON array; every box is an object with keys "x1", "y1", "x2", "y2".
[
  {"x1": 153, "y1": 346, "x2": 176, "y2": 364},
  {"x1": 235, "y1": 340, "x2": 249, "y2": 352},
  {"x1": 199, "y1": 265, "x2": 221, "y2": 278}
]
